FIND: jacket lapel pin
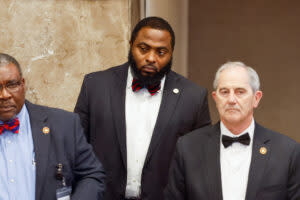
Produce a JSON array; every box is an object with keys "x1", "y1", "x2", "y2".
[
  {"x1": 42, "y1": 127, "x2": 50, "y2": 135},
  {"x1": 259, "y1": 147, "x2": 267, "y2": 155},
  {"x1": 173, "y1": 88, "x2": 179, "y2": 94}
]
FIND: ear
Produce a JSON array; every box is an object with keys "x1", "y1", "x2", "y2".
[
  {"x1": 212, "y1": 91, "x2": 217, "y2": 102},
  {"x1": 21, "y1": 77, "x2": 26, "y2": 90},
  {"x1": 129, "y1": 38, "x2": 134, "y2": 46},
  {"x1": 253, "y1": 90, "x2": 263, "y2": 108}
]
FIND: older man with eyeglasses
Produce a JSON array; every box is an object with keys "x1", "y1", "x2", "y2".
[{"x1": 0, "y1": 53, "x2": 106, "y2": 200}]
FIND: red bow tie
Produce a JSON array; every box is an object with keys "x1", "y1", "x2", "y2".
[
  {"x1": 132, "y1": 79, "x2": 161, "y2": 96},
  {"x1": 0, "y1": 118, "x2": 20, "y2": 135}
]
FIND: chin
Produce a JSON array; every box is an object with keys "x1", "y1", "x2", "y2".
[{"x1": 223, "y1": 115, "x2": 242, "y2": 124}]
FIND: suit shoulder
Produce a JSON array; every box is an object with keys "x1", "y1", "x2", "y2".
[
  {"x1": 257, "y1": 124, "x2": 299, "y2": 149},
  {"x1": 169, "y1": 71, "x2": 207, "y2": 92},
  {"x1": 84, "y1": 63, "x2": 128, "y2": 80},
  {"x1": 178, "y1": 125, "x2": 214, "y2": 145},
  {"x1": 175, "y1": 125, "x2": 214, "y2": 156},
  {"x1": 29, "y1": 103, "x2": 78, "y2": 120}
]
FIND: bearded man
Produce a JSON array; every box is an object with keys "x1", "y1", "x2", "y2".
[{"x1": 74, "y1": 16, "x2": 211, "y2": 200}]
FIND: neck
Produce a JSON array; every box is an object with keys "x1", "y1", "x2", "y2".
[{"x1": 221, "y1": 117, "x2": 253, "y2": 135}]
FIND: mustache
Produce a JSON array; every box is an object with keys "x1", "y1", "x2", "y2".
[
  {"x1": 0, "y1": 100, "x2": 15, "y2": 106},
  {"x1": 225, "y1": 106, "x2": 240, "y2": 111}
]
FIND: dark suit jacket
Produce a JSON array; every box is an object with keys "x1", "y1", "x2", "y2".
[
  {"x1": 74, "y1": 63, "x2": 211, "y2": 200},
  {"x1": 165, "y1": 123, "x2": 300, "y2": 200},
  {"x1": 25, "y1": 101, "x2": 105, "y2": 200}
]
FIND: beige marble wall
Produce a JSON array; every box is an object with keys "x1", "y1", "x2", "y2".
[{"x1": 0, "y1": 0, "x2": 131, "y2": 111}]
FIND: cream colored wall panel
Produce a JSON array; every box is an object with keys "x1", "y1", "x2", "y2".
[{"x1": 0, "y1": 0, "x2": 131, "y2": 111}]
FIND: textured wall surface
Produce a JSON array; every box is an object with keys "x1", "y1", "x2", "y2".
[{"x1": 0, "y1": 0, "x2": 130, "y2": 111}]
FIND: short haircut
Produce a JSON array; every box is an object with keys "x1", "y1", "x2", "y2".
[
  {"x1": 130, "y1": 16, "x2": 175, "y2": 50},
  {"x1": 213, "y1": 61, "x2": 260, "y2": 92},
  {"x1": 0, "y1": 53, "x2": 23, "y2": 77}
]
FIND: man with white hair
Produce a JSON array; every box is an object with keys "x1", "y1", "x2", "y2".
[{"x1": 164, "y1": 61, "x2": 300, "y2": 200}]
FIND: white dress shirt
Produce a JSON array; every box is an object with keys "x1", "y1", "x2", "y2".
[
  {"x1": 220, "y1": 119, "x2": 255, "y2": 200},
  {"x1": 125, "y1": 67, "x2": 165, "y2": 198}
]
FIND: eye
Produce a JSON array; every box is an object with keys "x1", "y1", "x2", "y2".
[
  {"x1": 157, "y1": 48, "x2": 168, "y2": 56},
  {"x1": 6, "y1": 81, "x2": 21, "y2": 89},
  {"x1": 219, "y1": 89, "x2": 229, "y2": 96},
  {"x1": 235, "y1": 89, "x2": 246, "y2": 95},
  {"x1": 138, "y1": 45, "x2": 149, "y2": 53},
  {"x1": 158, "y1": 50, "x2": 166, "y2": 56}
]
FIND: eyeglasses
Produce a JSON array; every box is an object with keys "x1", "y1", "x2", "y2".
[{"x1": 0, "y1": 80, "x2": 23, "y2": 93}]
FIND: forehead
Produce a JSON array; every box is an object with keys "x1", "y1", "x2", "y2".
[
  {"x1": 218, "y1": 67, "x2": 251, "y2": 89},
  {"x1": 134, "y1": 27, "x2": 172, "y2": 48},
  {"x1": 0, "y1": 63, "x2": 21, "y2": 82}
]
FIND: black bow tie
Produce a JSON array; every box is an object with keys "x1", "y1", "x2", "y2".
[{"x1": 222, "y1": 133, "x2": 250, "y2": 148}]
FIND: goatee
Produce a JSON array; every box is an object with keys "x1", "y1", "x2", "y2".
[{"x1": 128, "y1": 50, "x2": 172, "y2": 86}]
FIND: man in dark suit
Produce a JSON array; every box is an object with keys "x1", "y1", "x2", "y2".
[
  {"x1": 0, "y1": 53, "x2": 105, "y2": 200},
  {"x1": 165, "y1": 61, "x2": 300, "y2": 200},
  {"x1": 74, "y1": 17, "x2": 211, "y2": 200}
]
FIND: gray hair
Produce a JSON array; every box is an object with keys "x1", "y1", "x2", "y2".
[
  {"x1": 213, "y1": 61, "x2": 260, "y2": 92},
  {"x1": 0, "y1": 53, "x2": 23, "y2": 77}
]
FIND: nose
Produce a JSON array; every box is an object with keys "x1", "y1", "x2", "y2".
[
  {"x1": 145, "y1": 51, "x2": 156, "y2": 64},
  {"x1": 228, "y1": 92, "x2": 237, "y2": 104},
  {"x1": 0, "y1": 87, "x2": 12, "y2": 100}
]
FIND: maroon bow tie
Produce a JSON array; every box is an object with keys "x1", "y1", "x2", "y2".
[
  {"x1": 0, "y1": 117, "x2": 20, "y2": 135},
  {"x1": 132, "y1": 79, "x2": 161, "y2": 96}
]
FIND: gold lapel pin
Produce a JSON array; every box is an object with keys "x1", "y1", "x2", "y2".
[
  {"x1": 259, "y1": 147, "x2": 267, "y2": 155},
  {"x1": 42, "y1": 127, "x2": 50, "y2": 135},
  {"x1": 173, "y1": 88, "x2": 179, "y2": 94}
]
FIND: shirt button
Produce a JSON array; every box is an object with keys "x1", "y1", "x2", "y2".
[
  {"x1": 10, "y1": 179, "x2": 14, "y2": 183},
  {"x1": 9, "y1": 159, "x2": 13, "y2": 163},
  {"x1": 7, "y1": 140, "x2": 11, "y2": 144}
]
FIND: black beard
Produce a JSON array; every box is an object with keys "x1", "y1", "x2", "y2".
[{"x1": 128, "y1": 50, "x2": 172, "y2": 86}]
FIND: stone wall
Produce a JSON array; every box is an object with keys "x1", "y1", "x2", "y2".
[{"x1": 0, "y1": 0, "x2": 131, "y2": 111}]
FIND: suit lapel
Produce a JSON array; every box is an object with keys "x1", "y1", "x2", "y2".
[
  {"x1": 25, "y1": 101, "x2": 50, "y2": 200},
  {"x1": 144, "y1": 71, "x2": 181, "y2": 166},
  {"x1": 204, "y1": 124, "x2": 223, "y2": 200},
  {"x1": 110, "y1": 64, "x2": 129, "y2": 169},
  {"x1": 245, "y1": 123, "x2": 271, "y2": 200}
]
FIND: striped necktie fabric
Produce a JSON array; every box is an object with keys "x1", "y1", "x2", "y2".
[
  {"x1": 0, "y1": 117, "x2": 20, "y2": 135},
  {"x1": 132, "y1": 78, "x2": 161, "y2": 96}
]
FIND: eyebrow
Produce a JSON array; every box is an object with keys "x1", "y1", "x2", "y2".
[
  {"x1": 137, "y1": 42, "x2": 150, "y2": 47},
  {"x1": 157, "y1": 47, "x2": 169, "y2": 52},
  {"x1": 2, "y1": 79, "x2": 21, "y2": 83},
  {"x1": 137, "y1": 42, "x2": 169, "y2": 51}
]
